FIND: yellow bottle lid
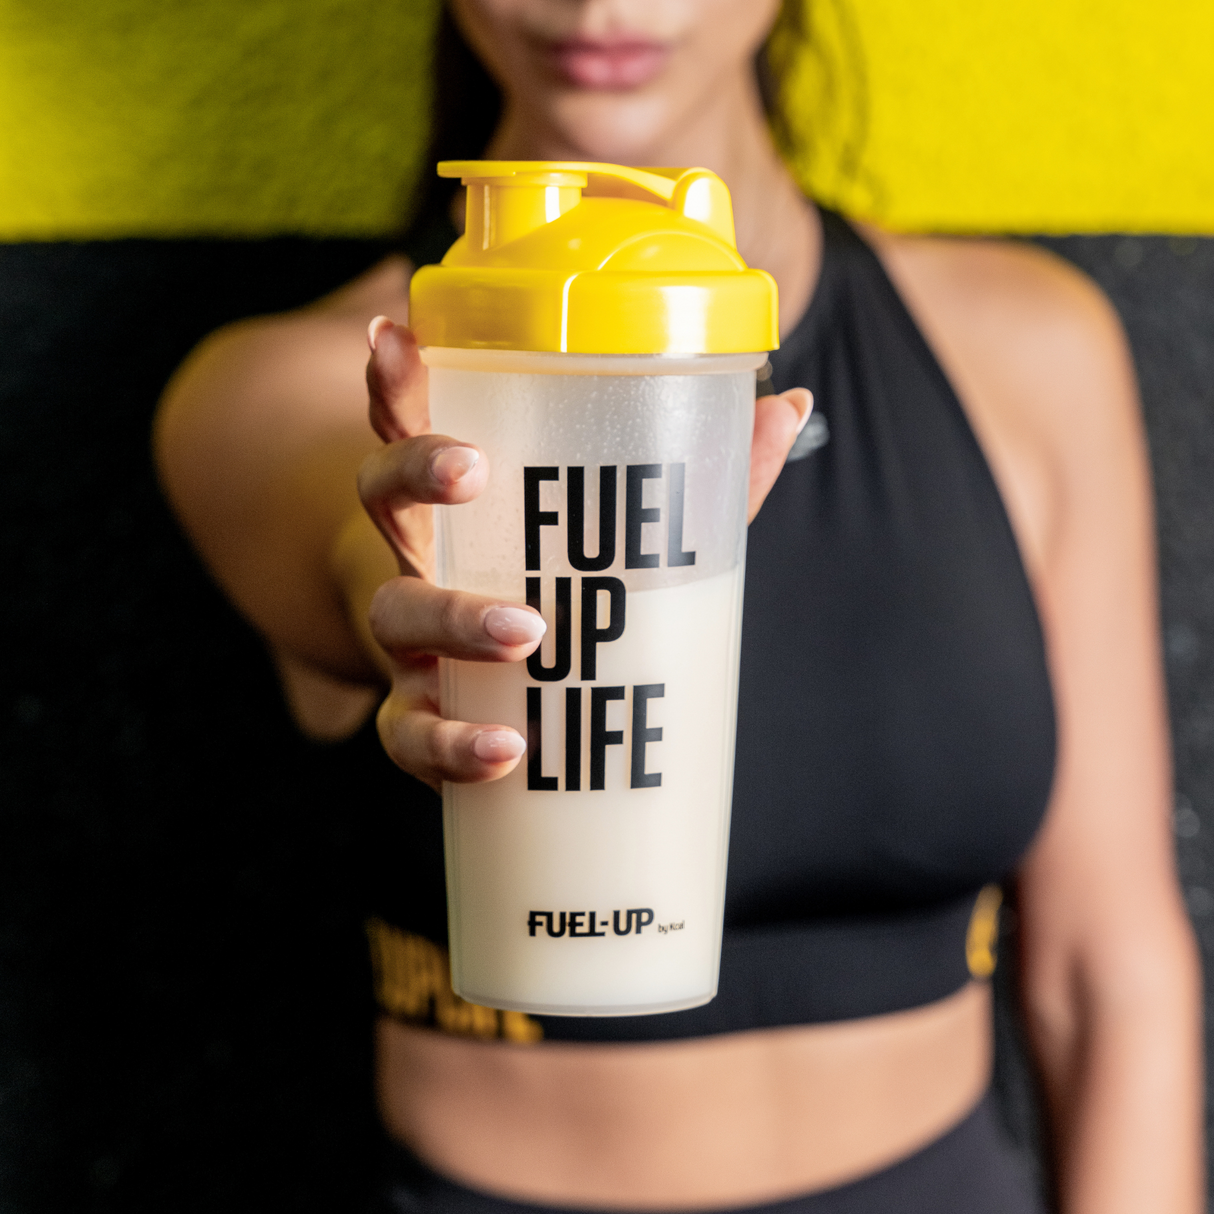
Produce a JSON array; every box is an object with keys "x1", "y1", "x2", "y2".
[{"x1": 409, "y1": 161, "x2": 779, "y2": 356}]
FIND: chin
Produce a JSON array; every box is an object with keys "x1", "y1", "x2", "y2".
[{"x1": 542, "y1": 92, "x2": 681, "y2": 165}]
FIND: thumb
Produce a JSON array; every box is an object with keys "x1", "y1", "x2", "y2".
[
  {"x1": 748, "y1": 388, "x2": 813, "y2": 523},
  {"x1": 367, "y1": 316, "x2": 430, "y2": 443}
]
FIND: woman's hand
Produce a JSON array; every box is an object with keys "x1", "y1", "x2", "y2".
[{"x1": 359, "y1": 317, "x2": 811, "y2": 791}]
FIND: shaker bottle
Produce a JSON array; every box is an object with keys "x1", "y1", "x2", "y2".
[{"x1": 409, "y1": 161, "x2": 778, "y2": 1016}]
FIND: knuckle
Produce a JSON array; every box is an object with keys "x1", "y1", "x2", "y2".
[
  {"x1": 356, "y1": 455, "x2": 381, "y2": 507},
  {"x1": 359, "y1": 440, "x2": 429, "y2": 508},
  {"x1": 377, "y1": 689, "x2": 443, "y2": 784},
  {"x1": 436, "y1": 590, "x2": 477, "y2": 646},
  {"x1": 428, "y1": 718, "x2": 466, "y2": 775},
  {"x1": 375, "y1": 695, "x2": 410, "y2": 766},
  {"x1": 361, "y1": 451, "x2": 404, "y2": 514},
  {"x1": 368, "y1": 576, "x2": 423, "y2": 650},
  {"x1": 367, "y1": 579, "x2": 399, "y2": 643},
  {"x1": 377, "y1": 691, "x2": 486, "y2": 786}
]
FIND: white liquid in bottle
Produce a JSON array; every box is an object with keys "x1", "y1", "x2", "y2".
[
  {"x1": 427, "y1": 353, "x2": 759, "y2": 1017},
  {"x1": 442, "y1": 566, "x2": 745, "y2": 1015}
]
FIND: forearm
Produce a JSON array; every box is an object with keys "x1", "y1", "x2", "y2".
[{"x1": 1028, "y1": 919, "x2": 1204, "y2": 1212}]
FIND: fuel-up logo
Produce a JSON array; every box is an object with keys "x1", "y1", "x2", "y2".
[{"x1": 528, "y1": 908, "x2": 655, "y2": 937}]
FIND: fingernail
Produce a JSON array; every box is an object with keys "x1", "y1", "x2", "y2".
[
  {"x1": 368, "y1": 315, "x2": 393, "y2": 351},
  {"x1": 484, "y1": 606, "x2": 546, "y2": 647},
  {"x1": 431, "y1": 446, "x2": 480, "y2": 485},
  {"x1": 786, "y1": 389, "x2": 814, "y2": 435},
  {"x1": 472, "y1": 729, "x2": 526, "y2": 763}
]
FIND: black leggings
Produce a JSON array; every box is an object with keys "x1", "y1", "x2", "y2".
[{"x1": 371, "y1": 1093, "x2": 1046, "y2": 1214}]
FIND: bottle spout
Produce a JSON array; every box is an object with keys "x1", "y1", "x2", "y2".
[{"x1": 450, "y1": 167, "x2": 587, "y2": 252}]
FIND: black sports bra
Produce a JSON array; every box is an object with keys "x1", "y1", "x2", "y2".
[{"x1": 363, "y1": 207, "x2": 1057, "y2": 1043}]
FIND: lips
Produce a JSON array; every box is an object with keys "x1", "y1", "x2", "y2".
[{"x1": 547, "y1": 38, "x2": 671, "y2": 89}]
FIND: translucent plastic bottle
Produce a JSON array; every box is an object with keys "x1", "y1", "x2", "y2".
[{"x1": 410, "y1": 162, "x2": 778, "y2": 1016}]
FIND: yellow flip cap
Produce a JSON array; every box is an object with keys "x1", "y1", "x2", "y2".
[{"x1": 409, "y1": 161, "x2": 779, "y2": 355}]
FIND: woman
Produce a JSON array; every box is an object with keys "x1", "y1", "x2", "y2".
[{"x1": 154, "y1": 0, "x2": 1203, "y2": 1209}]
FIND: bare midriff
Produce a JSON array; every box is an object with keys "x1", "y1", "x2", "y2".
[{"x1": 376, "y1": 980, "x2": 992, "y2": 1210}]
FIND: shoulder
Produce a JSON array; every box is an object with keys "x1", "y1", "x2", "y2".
[
  {"x1": 865, "y1": 229, "x2": 1136, "y2": 436},
  {"x1": 859, "y1": 227, "x2": 1144, "y2": 578},
  {"x1": 157, "y1": 252, "x2": 413, "y2": 509},
  {"x1": 160, "y1": 253, "x2": 412, "y2": 435},
  {"x1": 172, "y1": 253, "x2": 412, "y2": 387},
  {"x1": 871, "y1": 230, "x2": 1101, "y2": 318},
  {"x1": 308, "y1": 252, "x2": 414, "y2": 324}
]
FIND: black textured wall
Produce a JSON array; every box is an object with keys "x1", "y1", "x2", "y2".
[
  {"x1": 0, "y1": 240, "x2": 413, "y2": 1213},
  {"x1": 2, "y1": 234, "x2": 1211, "y2": 1210}
]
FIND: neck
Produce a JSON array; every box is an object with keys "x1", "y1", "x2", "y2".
[{"x1": 486, "y1": 69, "x2": 819, "y2": 335}]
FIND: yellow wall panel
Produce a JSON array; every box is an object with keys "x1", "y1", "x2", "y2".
[
  {"x1": 1, "y1": 0, "x2": 1209, "y2": 239},
  {"x1": 0, "y1": 0, "x2": 440, "y2": 239},
  {"x1": 772, "y1": 0, "x2": 1214, "y2": 233}
]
